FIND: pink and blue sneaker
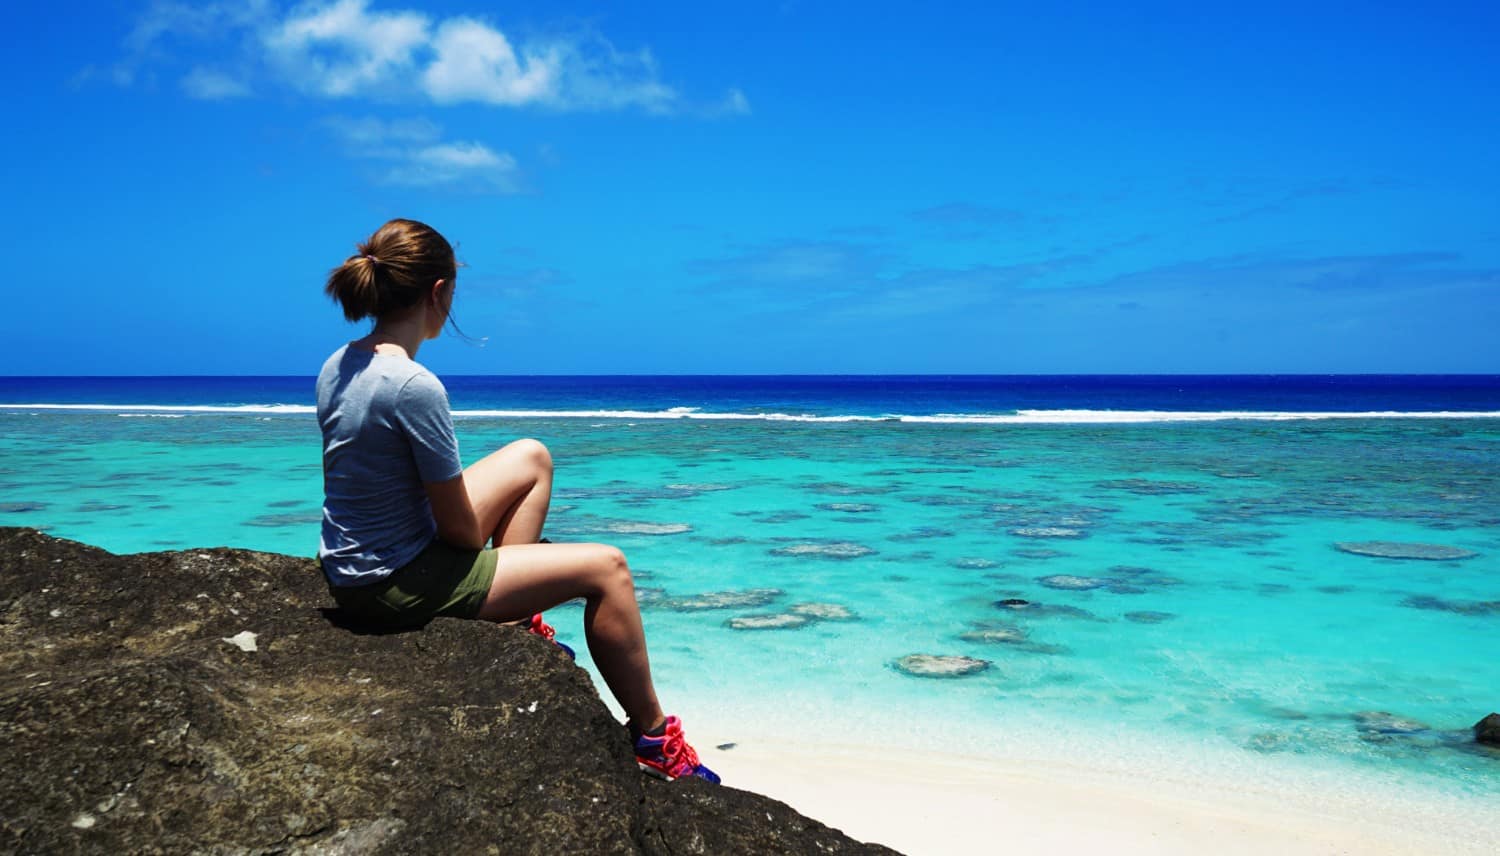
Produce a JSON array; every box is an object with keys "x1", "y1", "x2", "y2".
[{"x1": 632, "y1": 715, "x2": 720, "y2": 783}]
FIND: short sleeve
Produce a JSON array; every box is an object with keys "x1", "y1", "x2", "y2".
[{"x1": 394, "y1": 372, "x2": 463, "y2": 483}]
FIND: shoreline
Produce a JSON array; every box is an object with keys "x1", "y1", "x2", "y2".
[{"x1": 684, "y1": 722, "x2": 1496, "y2": 855}]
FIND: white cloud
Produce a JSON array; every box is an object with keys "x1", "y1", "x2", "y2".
[
  {"x1": 181, "y1": 67, "x2": 252, "y2": 99},
  {"x1": 531, "y1": 36, "x2": 677, "y2": 112},
  {"x1": 324, "y1": 114, "x2": 519, "y2": 193},
  {"x1": 263, "y1": 0, "x2": 430, "y2": 97},
  {"x1": 422, "y1": 18, "x2": 555, "y2": 105},
  {"x1": 385, "y1": 141, "x2": 518, "y2": 191},
  {"x1": 114, "y1": 0, "x2": 710, "y2": 115},
  {"x1": 116, "y1": 0, "x2": 273, "y2": 85},
  {"x1": 323, "y1": 114, "x2": 440, "y2": 149}
]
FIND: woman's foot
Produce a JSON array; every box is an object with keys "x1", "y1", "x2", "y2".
[{"x1": 631, "y1": 716, "x2": 720, "y2": 783}]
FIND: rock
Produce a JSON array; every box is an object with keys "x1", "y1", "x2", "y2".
[
  {"x1": 891, "y1": 654, "x2": 991, "y2": 678},
  {"x1": 1398, "y1": 595, "x2": 1500, "y2": 616},
  {"x1": 725, "y1": 613, "x2": 812, "y2": 630},
  {"x1": 220, "y1": 630, "x2": 258, "y2": 652},
  {"x1": 1334, "y1": 541, "x2": 1478, "y2": 561},
  {"x1": 659, "y1": 588, "x2": 784, "y2": 611},
  {"x1": 0, "y1": 528, "x2": 893, "y2": 855},
  {"x1": 1123, "y1": 611, "x2": 1176, "y2": 624},
  {"x1": 957, "y1": 627, "x2": 1028, "y2": 644},
  {"x1": 664, "y1": 483, "x2": 736, "y2": 494},
  {"x1": 768, "y1": 542, "x2": 877, "y2": 560},
  {"x1": 1037, "y1": 574, "x2": 1109, "y2": 591},
  {"x1": 1, "y1": 502, "x2": 49, "y2": 513},
  {"x1": 1476, "y1": 713, "x2": 1500, "y2": 745},
  {"x1": 1245, "y1": 732, "x2": 1293, "y2": 753},
  {"x1": 789, "y1": 602, "x2": 857, "y2": 621},
  {"x1": 604, "y1": 521, "x2": 693, "y2": 536},
  {"x1": 1011, "y1": 548, "x2": 1068, "y2": 559},
  {"x1": 1352, "y1": 711, "x2": 1431, "y2": 734},
  {"x1": 993, "y1": 600, "x2": 1102, "y2": 621},
  {"x1": 1009, "y1": 527, "x2": 1086, "y2": 539}
]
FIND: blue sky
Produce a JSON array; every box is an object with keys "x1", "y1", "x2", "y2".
[{"x1": 4, "y1": 1, "x2": 1497, "y2": 375}]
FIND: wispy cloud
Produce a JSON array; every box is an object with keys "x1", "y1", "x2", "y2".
[
  {"x1": 180, "y1": 66, "x2": 252, "y2": 99},
  {"x1": 264, "y1": 0, "x2": 429, "y2": 98},
  {"x1": 116, "y1": 0, "x2": 271, "y2": 87},
  {"x1": 707, "y1": 87, "x2": 752, "y2": 117},
  {"x1": 323, "y1": 114, "x2": 519, "y2": 193},
  {"x1": 688, "y1": 238, "x2": 1090, "y2": 319},
  {"x1": 1068, "y1": 251, "x2": 1491, "y2": 299},
  {"x1": 111, "y1": 0, "x2": 738, "y2": 115},
  {"x1": 691, "y1": 240, "x2": 893, "y2": 291},
  {"x1": 687, "y1": 232, "x2": 1500, "y2": 335}
]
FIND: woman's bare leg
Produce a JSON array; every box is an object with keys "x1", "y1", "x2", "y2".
[
  {"x1": 462, "y1": 438, "x2": 553, "y2": 546},
  {"x1": 475, "y1": 542, "x2": 665, "y2": 730}
]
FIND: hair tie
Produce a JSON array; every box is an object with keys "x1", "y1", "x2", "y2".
[{"x1": 364, "y1": 254, "x2": 379, "y2": 264}]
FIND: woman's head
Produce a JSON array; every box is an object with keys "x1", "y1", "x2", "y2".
[{"x1": 326, "y1": 219, "x2": 456, "y2": 322}]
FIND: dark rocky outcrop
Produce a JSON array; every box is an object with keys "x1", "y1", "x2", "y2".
[
  {"x1": 1477, "y1": 713, "x2": 1500, "y2": 746},
  {"x1": 0, "y1": 528, "x2": 896, "y2": 855}
]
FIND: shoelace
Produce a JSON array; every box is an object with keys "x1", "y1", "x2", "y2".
[
  {"x1": 528, "y1": 613, "x2": 556, "y2": 642},
  {"x1": 660, "y1": 726, "x2": 702, "y2": 774}
]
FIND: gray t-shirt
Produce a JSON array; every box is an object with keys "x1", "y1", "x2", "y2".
[{"x1": 316, "y1": 345, "x2": 463, "y2": 587}]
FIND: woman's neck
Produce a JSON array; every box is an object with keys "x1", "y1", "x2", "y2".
[{"x1": 359, "y1": 314, "x2": 427, "y2": 359}]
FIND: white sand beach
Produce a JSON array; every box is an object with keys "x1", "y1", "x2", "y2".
[{"x1": 686, "y1": 722, "x2": 1497, "y2": 856}]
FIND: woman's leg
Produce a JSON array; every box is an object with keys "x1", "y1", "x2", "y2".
[
  {"x1": 462, "y1": 438, "x2": 553, "y2": 547},
  {"x1": 476, "y1": 542, "x2": 665, "y2": 730}
]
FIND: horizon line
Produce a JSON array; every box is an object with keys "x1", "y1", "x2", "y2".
[{"x1": 4, "y1": 372, "x2": 1500, "y2": 380}]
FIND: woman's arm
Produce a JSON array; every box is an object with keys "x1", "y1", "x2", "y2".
[{"x1": 425, "y1": 474, "x2": 486, "y2": 549}]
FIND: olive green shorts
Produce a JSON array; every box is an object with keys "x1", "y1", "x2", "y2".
[{"x1": 328, "y1": 539, "x2": 498, "y2": 626}]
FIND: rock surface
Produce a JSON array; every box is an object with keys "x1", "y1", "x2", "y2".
[
  {"x1": 0, "y1": 528, "x2": 896, "y2": 855},
  {"x1": 1477, "y1": 713, "x2": 1500, "y2": 746},
  {"x1": 890, "y1": 654, "x2": 991, "y2": 678},
  {"x1": 1333, "y1": 541, "x2": 1478, "y2": 561}
]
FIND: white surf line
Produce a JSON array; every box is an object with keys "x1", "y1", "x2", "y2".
[
  {"x1": 0, "y1": 403, "x2": 314, "y2": 414},
  {"x1": 4, "y1": 404, "x2": 1500, "y2": 423},
  {"x1": 914, "y1": 409, "x2": 1500, "y2": 424}
]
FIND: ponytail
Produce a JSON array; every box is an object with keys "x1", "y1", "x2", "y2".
[{"x1": 324, "y1": 219, "x2": 455, "y2": 323}]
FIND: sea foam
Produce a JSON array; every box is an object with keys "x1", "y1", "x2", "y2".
[{"x1": 6, "y1": 403, "x2": 1500, "y2": 424}]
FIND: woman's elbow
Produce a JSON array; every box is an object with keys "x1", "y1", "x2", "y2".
[{"x1": 435, "y1": 519, "x2": 486, "y2": 550}]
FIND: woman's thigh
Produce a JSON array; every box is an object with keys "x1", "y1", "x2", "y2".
[
  {"x1": 475, "y1": 542, "x2": 626, "y2": 623},
  {"x1": 462, "y1": 439, "x2": 550, "y2": 538}
]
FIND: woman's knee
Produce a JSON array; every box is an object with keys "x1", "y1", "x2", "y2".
[
  {"x1": 510, "y1": 438, "x2": 552, "y2": 474},
  {"x1": 589, "y1": 544, "x2": 633, "y2": 595}
]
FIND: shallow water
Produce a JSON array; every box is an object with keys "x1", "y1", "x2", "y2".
[{"x1": 2, "y1": 384, "x2": 1498, "y2": 806}]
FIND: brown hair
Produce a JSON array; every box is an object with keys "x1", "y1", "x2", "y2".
[{"x1": 325, "y1": 219, "x2": 457, "y2": 322}]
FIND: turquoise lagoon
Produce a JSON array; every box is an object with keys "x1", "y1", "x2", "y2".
[{"x1": 2, "y1": 380, "x2": 1498, "y2": 828}]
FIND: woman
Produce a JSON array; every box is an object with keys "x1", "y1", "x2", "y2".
[{"x1": 316, "y1": 218, "x2": 717, "y2": 783}]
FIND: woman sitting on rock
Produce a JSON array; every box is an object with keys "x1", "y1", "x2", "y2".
[{"x1": 315, "y1": 218, "x2": 718, "y2": 783}]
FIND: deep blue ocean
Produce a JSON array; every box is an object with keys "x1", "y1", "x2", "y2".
[
  {"x1": 2, "y1": 374, "x2": 1497, "y2": 836},
  {"x1": 3, "y1": 374, "x2": 1500, "y2": 417}
]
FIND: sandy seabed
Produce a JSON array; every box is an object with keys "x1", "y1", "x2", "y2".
[{"x1": 683, "y1": 717, "x2": 1498, "y2": 856}]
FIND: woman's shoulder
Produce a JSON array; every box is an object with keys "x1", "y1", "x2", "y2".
[{"x1": 396, "y1": 361, "x2": 450, "y2": 402}]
